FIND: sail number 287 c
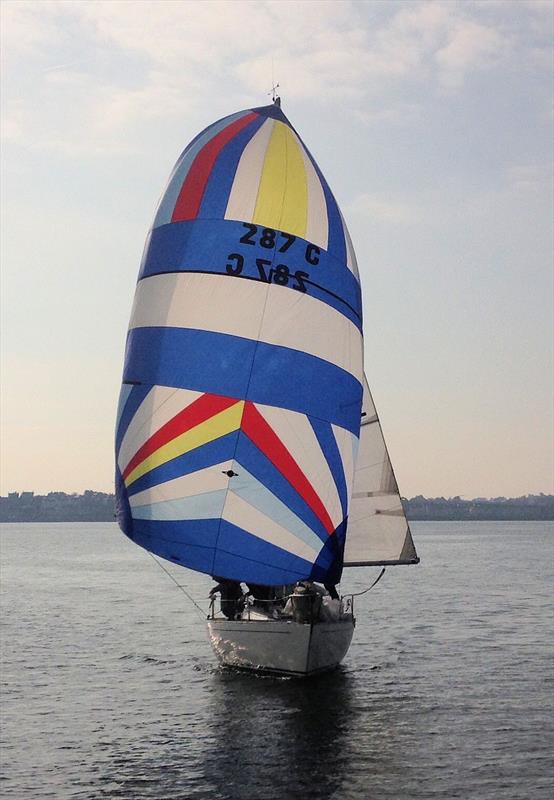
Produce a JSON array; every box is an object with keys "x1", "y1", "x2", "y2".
[{"x1": 224, "y1": 223, "x2": 320, "y2": 293}]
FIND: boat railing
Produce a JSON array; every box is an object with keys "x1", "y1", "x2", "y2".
[
  {"x1": 207, "y1": 593, "x2": 290, "y2": 621},
  {"x1": 208, "y1": 592, "x2": 354, "y2": 622}
]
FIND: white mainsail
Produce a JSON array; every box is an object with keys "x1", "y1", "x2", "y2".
[{"x1": 343, "y1": 375, "x2": 418, "y2": 566}]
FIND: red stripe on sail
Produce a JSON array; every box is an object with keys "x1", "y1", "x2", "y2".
[
  {"x1": 242, "y1": 402, "x2": 335, "y2": 535},
  {"x1": 122, "y1": 393, "x2": 238, "y2": 481},
  {"x1": 171, "y1": 111, "x2": 259, "y2": 222}
]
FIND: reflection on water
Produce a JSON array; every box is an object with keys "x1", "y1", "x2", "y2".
[
  {"x1": 94, "y1": 664, "x2": 409, "y2": 800},
  {"x1": 203, "y1": 669, "x2": 356, "y2": 800}
]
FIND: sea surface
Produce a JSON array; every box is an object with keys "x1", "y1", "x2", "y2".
[{"x1": 1, "y1": 522, "x2": 552, "y2": 800}]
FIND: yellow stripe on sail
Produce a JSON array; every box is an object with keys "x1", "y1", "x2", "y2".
[
  {"x1": 125, "y1": 401, "x2": 245, "y2": 487},
  {"x1": 253, "y1": 122, "x2": 308, "y2": 237}
]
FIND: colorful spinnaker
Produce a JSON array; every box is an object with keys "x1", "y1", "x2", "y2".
[{"x1": 115, "y1": 101, "x2": 417, "y2": 587}]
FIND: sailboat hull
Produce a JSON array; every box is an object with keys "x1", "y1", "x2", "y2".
[{"x1": 207, "y1": 618, "x2": 355, "y2": 676}]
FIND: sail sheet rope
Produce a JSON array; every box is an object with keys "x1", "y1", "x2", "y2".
[
  {"x1": 350, "y1": 567, "x2": 386, "y2": 597},
  {"x1": 147, "y1": 552, "x2": 208, "y2": 622}
]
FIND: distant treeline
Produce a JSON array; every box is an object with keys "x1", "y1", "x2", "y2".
[
  {"x1": 0, "y1": 490, "x2": 552, "y2": 523},
  {"x1": 406, "y1": 494, "x2": 553, "y2": 521}
]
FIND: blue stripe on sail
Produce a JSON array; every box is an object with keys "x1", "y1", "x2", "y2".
[
  {"x1": 248, "y1": 342, "x2": 362, "y2": 434},
  {"x1": 309, "y1": 418, "x2": 348, "y2": 520},
  {"x1": 213, "y1": 520, "x2": 314, "y2": 583},
  {"x1": 198, "y1": 115, "x2": 266, "y2": 220},
  {"x1": 234, "y1": 433, "x2": 329, "y2": 544},
  {"x1": 115, "y1": 384, "x2": 133, "y2": 430},
  {"x1": 115, "y1": 465, "x2": 133, "y2": 537},
  {"x1": 152, "y1": 111, "x2": 250, "y2": 229},
  {"x1": 123, "y1": 327, "x2": 363, "y2": 434},
  {"x1": 119, "y1": 470, "x2": 337, "y2": 584},
  {"x1": 130, "y1": 518, "x2": 221, "y2": 574},
  {"x1": 124, "y1": 326, "x2": 254, "y2": 399},
  {"x1": 138, "y1": 219, "x2": 362, "y2": 328},
  {"x1": 251, "y1": 103, "x2": 290, "y2": 123},
  {"x1": 229, "y1": 465, "x2": 325, "y2": 554},
  {"x1": 115, "y1": 383, "x2": 151, "y2": 452},
  {"x1": 131, "y1": 489, "x2": 227, "y2": 521},
  {"x1": 176, "y1": 113, "x2": 242, "y2": 163},
  {"x1": 309, "y1": 518, "x2": 346, "y2": 585},
  {"x1": 123, "y1": 517, "x2": 316, "y2": 583},
  {"x1": 126, "y1": 430, "x2": 240, "y2": 498}
]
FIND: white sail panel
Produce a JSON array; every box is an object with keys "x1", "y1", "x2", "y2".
[
  {"x1": 118, "y1": 386, "x2": 202, "y2": 473},
  {"x1": 331, "y1": 423, "x2": 356, "y2": 507},
  {"x1": 131, "y1": 490, "x2": 227, "y2": 521},
  {"x1": 224, "y1": 119, "x2": 275, "y2": 223},
  {"x1": 255, "y1": 403, "x2": 343, "y2": 531},
  {"x1": 296, "y1": 130, "x2": 329, "y2": 249},
  {"x1": 339, "y1": 209, "x2": 359, "y2": 279},
  {"x1": 228, "y1": 465, "x2": 325, "y2": 554},
  {"x1": 261, "y1": 287, "x2": 363, "y2": 383},
  {"x1": 128, "y1": 460, "x2": 233, "y2": 507},
  {"x1": 129, "y1": 272, "x2": 363, "y2": 383},
  {"x1": 222, "y1": 490, "x2": 320, "y2": 563},
  {"x1": 343, "y1": 375, "x2": 418, "y2": 566},
  {"x1": 128, "y1": 273, "x2": 266, "y2": 339}
]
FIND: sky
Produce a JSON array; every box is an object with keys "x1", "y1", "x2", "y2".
[{"x1": 1, "y1": 0, "x2": 552, "y2": 499}]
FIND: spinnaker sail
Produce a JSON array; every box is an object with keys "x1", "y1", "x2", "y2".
[{"x1": 115, "y1": 101, "x2": 417, "y2": 588}]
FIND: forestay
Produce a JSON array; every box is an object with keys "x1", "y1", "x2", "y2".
[
  {"x1": 115, "y1": 102, "x2": 365, "y2": 587},
  {"x1": 343, "y1": 376, "x2": 418, "y2": 566}
]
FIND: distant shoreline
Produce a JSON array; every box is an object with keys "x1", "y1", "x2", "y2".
[{"x1": 1, "y1": 491, "x2": 552, "y2": 523}]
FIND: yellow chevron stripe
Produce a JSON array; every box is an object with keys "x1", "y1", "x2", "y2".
[
  {"x1": 253, "y1": 121, "x2": 308, "y2": 237},
  {"x1": 125, "y1": 400, "x2": 245, "y2": 487}
]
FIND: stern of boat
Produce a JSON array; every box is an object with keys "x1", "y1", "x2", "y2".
[{"x1": 207, "y1": 615, "x2": 355, "y2": 676}]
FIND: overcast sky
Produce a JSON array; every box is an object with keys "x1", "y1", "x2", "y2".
[{"x1": 1, "y1": 0, "x2": 552, "y2": 498}]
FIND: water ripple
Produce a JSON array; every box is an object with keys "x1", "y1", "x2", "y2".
[{"x1": 1, "y1": 521, "x2": 553, "y2": 800}]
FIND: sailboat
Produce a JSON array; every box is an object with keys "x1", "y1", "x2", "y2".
[{"x1": 115, "y1": 97, "x2": 419, "y2": 676}]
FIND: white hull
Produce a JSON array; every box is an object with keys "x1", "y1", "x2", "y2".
[{"x1": 207, "y1": 617, "x2": 355, "y2": 676}]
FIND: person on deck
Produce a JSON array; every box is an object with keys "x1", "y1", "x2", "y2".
[
  {"x1": 209, "y1": 577, "x2": 243, "y2": 620},
  {"x1": 245, "y1": 583, "x2": 275, "y2": 608},
  {"x1": 324, "y1": 583, "x2": 339, "y2": 600}
]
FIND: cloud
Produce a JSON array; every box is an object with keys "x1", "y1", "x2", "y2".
[
  {"x1": 505, "y1": 164, "x2": 551, "y2": 193},
  {"x1": 2, "y1": 66, "x2": 189, "y2": 156},
  {"x1": 0, "y1": 0, "x2": 545, "y2": 156},
  {"x1": 354, "y1": 102, "x2": 422, "y2": 127},
  {"x1": 435, "y1": 19, "x2": 506, "y2": 88},
  {"x1": 0, "y1": 0, "x2": 63, "y2": 62},
  {"x1": 346, "y1": 193, "x2": 420, "y2": 225}
]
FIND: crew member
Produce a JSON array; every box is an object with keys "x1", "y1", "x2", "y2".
[
  {"x1": 324, "y1": 583, "x2": 339, "y2": 600},
  {"x1": 209, "y1": 577, "x2": 243, "y2": 620}
]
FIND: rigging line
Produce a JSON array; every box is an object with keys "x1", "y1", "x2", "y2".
[
  {"x1": 350, "y1": 567, "x2": 386, "y2": 597},
  {"x1": 146, "y1": 551, "x2": 208, "y2": 621}
]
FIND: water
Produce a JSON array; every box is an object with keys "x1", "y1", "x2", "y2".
[{"x1": 1, "y1": 522, "x2": 552, "y2": 799}]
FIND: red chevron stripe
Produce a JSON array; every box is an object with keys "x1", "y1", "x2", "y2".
[
  {"x1": 241, "y1": 402, "x2": 335, "y2": 535},
  {"x1": 122, "y1": 392, "x2": 238, "y2": 481},
  {"x1": 171, "y1": 111, "x2": 259, "y2": 222}
]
